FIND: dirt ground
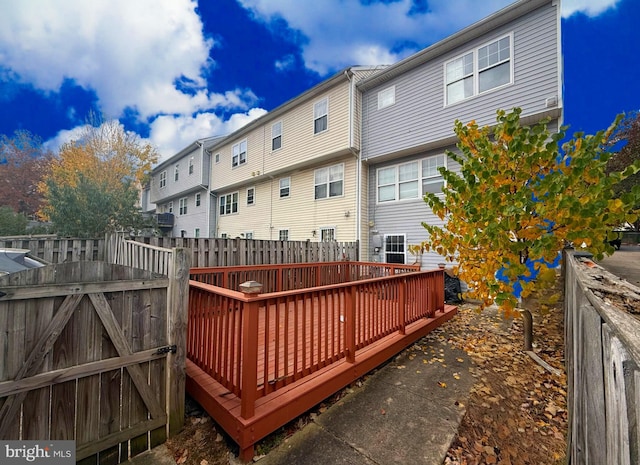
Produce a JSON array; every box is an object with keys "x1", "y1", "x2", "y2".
[{"x1": 165, "y1": 277, "x2": 568, "y2": 465}]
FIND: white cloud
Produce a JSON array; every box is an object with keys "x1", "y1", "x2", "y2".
[
  {"x1": 561, "y1": 0, "x2": 621, "y2": 18},
  {"x1": 237, "y1": 0, "x2": 514, "y2": 75},
  {"x1": 275, "y1": 54, "x2": 296, "y2": 72},
  {"x1": 148, "y1": 108, "x2": 268, "y2": 162},
  {"x1": 0, "y1": 0, "x2": 257, "y2": 119}
]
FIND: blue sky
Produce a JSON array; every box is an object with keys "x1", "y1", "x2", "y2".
[{"x1": 0, "y1": 0, "x2": 637, "y2": 163}]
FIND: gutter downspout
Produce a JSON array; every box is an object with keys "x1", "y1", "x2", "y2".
[{"x1": 345, "y1": 69, "x2": 362, "y2": 261}]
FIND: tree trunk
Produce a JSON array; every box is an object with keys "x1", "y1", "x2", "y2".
[{"x1": 519, "y1": 308, "x2": 533, "y2": 351}]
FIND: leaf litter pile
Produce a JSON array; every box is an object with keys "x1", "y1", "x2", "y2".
[
  {"x1": 165, "y1": 277, "x2": 567, "y2": 465},
  {"x1": 441, "y1": 278, "x2": 567, "y2": 465}
]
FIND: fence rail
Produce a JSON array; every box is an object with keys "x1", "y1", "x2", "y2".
[{"x1": 564, "y1": 250, "x2": 640, "y2": 465}]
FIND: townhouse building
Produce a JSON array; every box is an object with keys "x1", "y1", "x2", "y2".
[
  {"x1": 357, "y1": 0, "x2": 563, "y2": 268},
  {"x1": 148, "y1": 135, "x2": 224, "y2": 237},
  {"x1": 206, "y1": 66, "x2": 383, "y2": 258}
]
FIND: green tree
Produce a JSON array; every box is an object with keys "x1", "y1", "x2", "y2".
[
  {"x1": 0, "y1": 206, "x2": 28, "y2": 236},
  {"x1": 420, "y1": 108, "x2": 640, "y2": 318},
  {"x1": 39, "y1": 118, "x2": 158, "y2": 237}
]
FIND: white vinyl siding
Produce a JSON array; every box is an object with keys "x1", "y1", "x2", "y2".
[{"x1": 377, "y1": 86, "x2": 395, "y2": 109}]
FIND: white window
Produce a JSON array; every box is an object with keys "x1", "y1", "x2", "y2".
[
  {"x1": 377, "y1": 156, "x2": 445, "y2": 202},
  {"x1": 195, "y1": 228, "x2": 200, "y2": 238},
  {"x1": 445, "y1": 34, "x2": 512, "y2": 105},
  {"x1": 320, "y1": 227, "x2": 335, "y2": 242},
  {"x1": 219, "y1": 192, "x2": 238, "y2": 215},
  {"x1": 279, "y1": 177, "x2": 290, "y2": 198},
  {"x1": 179, "y1": 197, "x2": 187, "y2": 215},
  {"x1": 272, "y1": 121, "x2": 282, "y2": 151},
  {"x1": 159, "y1": 171, "x2": 167, "y2": 189},
  {"x1": 195, "y1": 193, "x2": 201, "y2": 207},
  {"x1": 247, "y1": 187, "x2": 255, "y2": 205},
  {"x1": 314, "y1": 164, "x2": 344, "y2": 199},
  {"x1": 279, "y1": 229, "x2": 289, "y2": 241},
  {"x1": 384, "y1": 234, "x2": 406, "y2": 264},
  {"x1": 232, "y1": 140, "x2": 247, "y2": 167},
  {"x1": 174, "y1": 164, "x2": 179, "y2": 182},
  {"x1": 168, "y1": 201, "x2": 173, "y2": 213},
  {"x1": 378, "y1": 86, "x2": 395, "y2": 109},
  {"x1": 215, "y1": 153, "x2": 220, "y2": 164},
  {"x1": 189, "y1": 158, "x2": 194, "y2": 175},
  {"x1": 377, "y1": 162, "x2": 419, "y2": 202},
  {"x1": 422, "y1": 154, "x2": 446, "y2": 194},
  {"x1": 314, "y1": 98, "x2": 328, "y2": 134}
]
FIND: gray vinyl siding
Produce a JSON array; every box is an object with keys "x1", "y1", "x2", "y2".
[{"x1": 361, "y1": 2, "x2": 560, "y2": 161}]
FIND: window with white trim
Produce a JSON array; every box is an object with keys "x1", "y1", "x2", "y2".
[
  {"x1": 195, "y1": 228, "x2": 200, "y2": 238},
  {"x1": 232, "y1": 140, "x2": 247, "y2": 167},
  {"x1": 189, "y1": 158, "x2": 194, "y2": 175},
  {"x1": 215, "y1": 153, "x2": 220, "y2": 164},
  {"x1": 247, "y1": 187, "x2": 255, "y2": 205},
  {"x1": 320, "y1": 227, "x2": 335, "y2": 242},
  {"x1": 313, "y1": 98, "x2": 328, "y2": 134},
  {"x1": 384, "y1": 234, "x2": 406, "y2": 264},
  {"x1": 377, "y1": 155, "x2": 446, "y2": 202},
  {"x1": 159, "y1": 171, "x2": 167, "y2": 189},
  {"x1": 179, "y1": 197, "x2": 187, "y2": 215},
  {"x1": 279, "y1": 229, "x2": 289, "y2": 241},
  {"x1": 272, "y1": 121, "x2": 282, "y2": 151},
  {"x1": 244, "y1": 231, "x2": 253, "y2": 239},
  {"x1": 314, "y1": 164, "x2": 343, "y2": 199},
  {"x1": 219, "y1": 192, "x2": 238, "y2": 215},
  {"x1": 378, "y1": 86, "x2": 395, "y2": 109},
  {"x1": 168, "y1": 201, "x2": 173, "y2": 213},
  {"x1": 422, "y1": 154, "x2": 446, "y2": 194},
  {"x1": 174, "y1": 164, "x2": 179, "y2": 182},
  {"x1": 445, "y1": 34, "x2": 512, "y2": 105},
  {"x1": 279, "y1": 177, "x2": 290, "y2": 198},
  {"x1": 195, "y1": 193, "x2": 201, "y2": 207}
]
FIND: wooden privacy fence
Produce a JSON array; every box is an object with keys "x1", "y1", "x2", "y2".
[
  {"x1": 1, "y1": 234, "x2": 359, "y2": 268},
  {"x1": 186, "y1": 261, "x2": 451, "y2": 460},
  {"x1": 564, "y1": 250, "x2": 640, "y2": 465},
  {"x1": 0, "y1": 256, "x2": 190, "y2": 464}
]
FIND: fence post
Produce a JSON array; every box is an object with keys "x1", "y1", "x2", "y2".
[
  {"x1": 239, "y1": 282, "x2": 261, "y2": 419},
  {"x1": 345, "y1": 284, "x2": 356, "y2": 363},
  {"x1": 167, "y1": 248, "x2": 190, "y2": 436},
  {"x1": 398, "y1": 277, "x2": 406, "y2": 335}
]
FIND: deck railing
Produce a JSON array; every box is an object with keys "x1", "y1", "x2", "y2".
[{"x1": 187, "y1": 262, "x2": 443, "y2": 420}]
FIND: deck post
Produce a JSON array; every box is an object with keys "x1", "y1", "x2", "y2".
[
  {"x1": 239, "y1": 282, "x2": 261, "y2": 420},
  {"x1": 345, "y1": 284, "x2": 356, "y2": 363},
  {"x1": 398, "y1": 277, "x2": 406, "y2": 335}
]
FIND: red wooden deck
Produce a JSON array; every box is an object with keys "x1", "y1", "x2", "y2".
[{"x1": 186, "y1": 262, "x2": 456, "y2": 461}]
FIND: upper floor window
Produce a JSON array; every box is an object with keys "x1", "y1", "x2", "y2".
[
  {"x1": 219, "y1": 192, "x2": 238, "y2": 215},
  {"x1": 247, "y1": 187, "x2": 255, "y2": 205},
  {"x1": 195, "y1": 193, "x2": 201, "y2": 207},
  {"x1": 279, "y1": 177, "x2": 290, "y2": 198},
  {"x1": 189, "y1": 158, "x2": 194, "y2": 175},
  {"x1": 314, "y1": 98, "x2": 328, "y2": 134},
  {"x1": 179, "y1": 197, "x2": 188, "y2": 215},
  {"x1": 314, "y1": 164, "x2": 344, "y2": 199},
  {"x1": 215, "y1": 153, "x2": 220, "y2": 164},
  {"x1": 174, "y1": 164, "x2": 179, "y2": 182},
  {"x1": 272, "y1": 121, "x2": 282, "y2": 151},
  {"x1": 168, "y1": 201, "x2": 173, "y2": 213},
  {"x1": 159, "y1": 171, "x2": 167, "y2": 189},
  {"x1": 377, "y1": 155, "x2": 446, "y2": 202},
  {"x1": 378, "y1": 86, "x2": 395, "y2": 109},
  {"x1": 445, "y1": 34, "x2": 512, "y2": 105},
  {"x1": 232, "y1": 140, "x2": 247, "y2": 167}
]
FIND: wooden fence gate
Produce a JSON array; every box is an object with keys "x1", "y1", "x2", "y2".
[{"x1": 0, "y1": 258, "x2": 189, "y2": 464}]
